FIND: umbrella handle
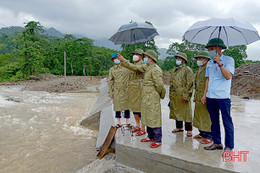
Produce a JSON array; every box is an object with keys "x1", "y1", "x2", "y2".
[{"x1": 214, "y1": 26, "x2": 222, "y2": 63}]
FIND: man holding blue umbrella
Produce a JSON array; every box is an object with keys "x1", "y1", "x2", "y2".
[{"x1": 203, "y1": 38, "x2": 235, "y2": 152}]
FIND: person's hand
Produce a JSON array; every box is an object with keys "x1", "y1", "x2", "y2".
[
  {"x1": 117, "y1": 53, "x2": 124, "y2": 61},
  {"x1": 201, "y1": 95, "x2": 206, "y2": 104},
  {"x1": 111, "y1": 97, "x2": 114, "y2": 100},
  {"x1": 213, "y1": 53, "x2": 221, "y2": 65},
  {"x1": 182, "y1": 99, "x2": 188, "y2": 103}
]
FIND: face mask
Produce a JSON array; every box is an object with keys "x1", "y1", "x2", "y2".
[
  {"x1": 114, "y1": 59, "x2": 121, "y2": 64},
  {"x1": 197, "y1": 58, "x2": 207, "y2": 67},
  {"x1": 133, "y1": 55, "x2": 139, "y2": 62},
  {"x1": 209, "y1": 50, "x2": 216, "y2": 59},
  {"x1": 143, "y1": 57, "x2": 149, "y2": 64},
  {"x1": 176, "y1": 60, "x2": 182, "y2": 66}
]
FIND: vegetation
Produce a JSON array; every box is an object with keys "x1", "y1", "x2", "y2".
[
  {"x1": 0, "y1": 20, "x2": 258, "y2": 82},
  {"x1": 0, "y1": 21, "x2": 115, "y2": 82},
  {"x1": 161, "y1": 40, "x2": 252, "y2": 72}
]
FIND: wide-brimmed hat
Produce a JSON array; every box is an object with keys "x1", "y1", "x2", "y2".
[
  {"x1": 132, "y1": 48, "x2": 144, "y2": 55},
  {"x1": 143, "y1": 50, "x2": 158, "y2": 62},
  {"x1": 194, "y1": 51, "x2": 211, "y2": 60},
  {"x1": 174, "y1": 52, "x2": 187, "y2": 62},
  {"x1": 111, "y1": 52, "x2": 118, "y2": 60},
  {"x1": 205, "y1": 38, "x2": 227, "y2": 49}
]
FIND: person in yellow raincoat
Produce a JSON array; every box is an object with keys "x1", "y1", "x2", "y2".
[
  {"x1": 169, "y1": 52, "x2": 193, "y2": 137},
  {"x1": 128, "y1": 49, "x2": 147, "y2": 136},
  {"x1": 193, "y1": 51, "x2": 213, "y2": 144},
  {"x1": 108, "y1": 52, "x2": 133, "y2": 128},
  {"x1": 118, "y1": 50, "x2": 166, "y2": 148}
]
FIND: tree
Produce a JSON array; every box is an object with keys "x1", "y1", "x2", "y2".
[
  {"x1": 223, "y1": 45, "x2": 247, "y2": 68},
  {"x1": 15, "y1": 21, "x2": 46, "y2": 77},
  {"x1": 166, "y1": 40, "x2": 205, "y2": 72},
  {"x1": 120, "y1": 39, "x2": 158, "y2": 61}
]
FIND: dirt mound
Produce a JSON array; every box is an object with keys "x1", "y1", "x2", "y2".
[
  {"x1": 23, "y1": 76, "x2": 105, "y2": 93},
  {"x1": 0, "y1": 74, "x2": 105, "y2": 93},
  {"x1": 231, "y1": 63, "x2": 260, "y2": 99}
]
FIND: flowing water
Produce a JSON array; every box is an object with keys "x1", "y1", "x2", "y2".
[{"x1": 0, "y1": 86, "x2": 98, "y2": 173}]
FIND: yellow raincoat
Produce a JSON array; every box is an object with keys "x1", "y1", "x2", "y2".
[
  {"x1": 127, "y1": 60, "x2": 145, "y2": 112},
  {"x1": 169, "y1": 64, "x2": 193, "y2": 122},
  {"x1": 193, "y1": 65, "x2": 211, "y2": 132},
  {"x1": 141, "y1": 63, "x2": 166, "y2": 128},
  {"x1": 108, "y1": 65, "x2": 132, "y2": 111}
]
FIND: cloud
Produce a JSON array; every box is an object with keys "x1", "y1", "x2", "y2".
[{"x1": 0, "y1": 0, "x2": 259, "y2": 60}]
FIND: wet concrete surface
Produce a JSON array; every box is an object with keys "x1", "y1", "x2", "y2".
[{"x1": 115, "y1": 86, "x2": 260, "y2": 173}]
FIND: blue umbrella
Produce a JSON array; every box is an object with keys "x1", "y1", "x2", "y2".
[{"x1": 109, "y1": 21, "x2": 159, "y2": 45}]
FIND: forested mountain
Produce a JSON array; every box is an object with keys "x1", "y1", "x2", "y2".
[{"x1": 0, "y1": 21, "x2": 253, "y2": 82}]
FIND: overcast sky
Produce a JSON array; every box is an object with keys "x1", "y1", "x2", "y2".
[{"x1": 0, "y1": 0, "x2": 260, "y2": 60}]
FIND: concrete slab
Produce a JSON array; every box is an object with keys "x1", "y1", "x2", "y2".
[{"x1": 115, "y1": 86, "x2": 260, "y2": 173}]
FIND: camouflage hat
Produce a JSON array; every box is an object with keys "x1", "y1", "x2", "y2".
[
  {"x1": 175, "y1": 52, "x2": 187, "y2": 62},
  {"x1": 205, "y1": 38, "x2": 227, "y2": 49},
  {"x1": 132, "y1": 48, "x2": 144, "y2": 55},
  {"x1": 143, "y1": 50, "x2": 158, "y2": 62},
  {"x1": 194, "y1": 51, "x2": 211, "y2": 60}
]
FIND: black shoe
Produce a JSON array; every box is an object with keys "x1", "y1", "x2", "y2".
[
  {"x1": 223, "y1": 147, "x2": 233, "y2": 152},
  {"x1": 204, "y1": 144, "x2": 223, "y2": 150}
]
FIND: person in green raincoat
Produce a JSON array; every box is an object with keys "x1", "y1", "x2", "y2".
[
  {"x1": 118, "y1": 50, "x2": 166, "y2": 148},
  {"x1": 108, "y1": 52, "x2": 133, "y2": 128},
  {"x1": 193, "y1": 51, "x2": 212, "y2": 144},
  {"x1": 128, "y1": 49, "x2": 147, "y2": 136},
  {"x1": 169, "y1": 52, "x2": 193, "y2": 137}
]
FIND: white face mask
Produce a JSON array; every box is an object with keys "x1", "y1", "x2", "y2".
[
  {"x1": 133, "y1": 55, "x2": 139, "y2": 62},
  {"x1": 197, "y1": 58, "x2": 207, "y2": 67}
]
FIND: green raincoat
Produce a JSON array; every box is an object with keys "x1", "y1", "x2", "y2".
[
  {"x1": 169, "y1": 64, "x2": 193, "y2": 122},
  {"x1": 108, "y1": 65, "x2": 132, "y2": 111},
  {"x1": 141, "y1": 63, "x2": 166, "y2": 128},
  {"x1": 193, "y1": 65, "x2": 211, "y2": 132},
  {"x1": 127, "y1": 60, "x2": 145, "y2": 112}
]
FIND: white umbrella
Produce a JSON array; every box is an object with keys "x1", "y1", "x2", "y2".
[
  {"x1": 109, "y1": 21, "x2": 159, "y2": 45},
  {"x1": 183, "y1": 18, "x2": 260, "y2": 47}
]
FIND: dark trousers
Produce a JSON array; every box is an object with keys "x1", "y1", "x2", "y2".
[
  {"x1": 206, "y1": 98, "x2": 234, "y2": 149},
  {"x1": 199, "y1": 130, "x2": 213, "y2": 140},
  {"x1": 133, "y1": 112, "x2": 141, "y2": 117},
  {"x1": 147, "y1": 126, "x2": 162, "y2": 143},
  {"x1": 115, "y1": 110, "x2": 130, "y2": 118},
  {"x1": 176, "y1": 120, "x2": 192, "y2": 131}
]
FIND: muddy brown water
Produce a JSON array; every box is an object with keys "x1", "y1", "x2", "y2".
[{"x1": 0, "y1": 86, "x2": 98, "y2": 173}]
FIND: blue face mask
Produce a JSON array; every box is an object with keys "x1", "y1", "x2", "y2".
[
  {"x1": 176, "y1": 60, "x2": 182, "y2": 66},
  {"x1": 143, "y1": 57, "x2": 149, "y2": 64},
  {"x1": 114, "y1": 59, "x2": 121, "y2": 64},
  {"x1": 209, "y1": 50, "x2": 217, "y2": 59}
]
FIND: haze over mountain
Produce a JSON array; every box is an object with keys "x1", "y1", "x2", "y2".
[{"x1": 0, "y1": 25, "x2": 169, "y2": 59}]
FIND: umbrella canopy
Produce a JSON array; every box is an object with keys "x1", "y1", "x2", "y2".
[
  {"x1": 183, "y1": 18, "x2": 260, "y2": 47},
  {"x1": 109, "y1": 21, "x2": 159, "y2": 45}
]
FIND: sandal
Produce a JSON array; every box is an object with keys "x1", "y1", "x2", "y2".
[
  {"x1": 201, "y1": 138, "x2": 213, "y2": 144},
  {"x1": 187, "y1": 131, "x2": 192, "y2": 137},
  {"x1": 132, "y1": 126, "x2": 140, "y2": 133},
  {"x1": 140, "y1": 137, "x2": 154, "y2": 142},
  {"x1": 193, "y1": 134, "x2": 202, "y2": 139},
  {"x1": 126, "y1": 124, "x2": 133, "y2": 129},
  {"x1": 136, "y1": 130, "x2": 146, "y2": 136},
  {"x1": 115, "y1": 124, "x2": 122, "y2": 129},
  {"x1": 172, "y1": 129, "x2": 184, "y2": 133},
  {"x1": 150, "y1": 142, "x2": 162, "y2": 148}
]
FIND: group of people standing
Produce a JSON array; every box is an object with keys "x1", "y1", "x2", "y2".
[{"x1": 108, "y1": 38, "x2": 235, "y2": 152}]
